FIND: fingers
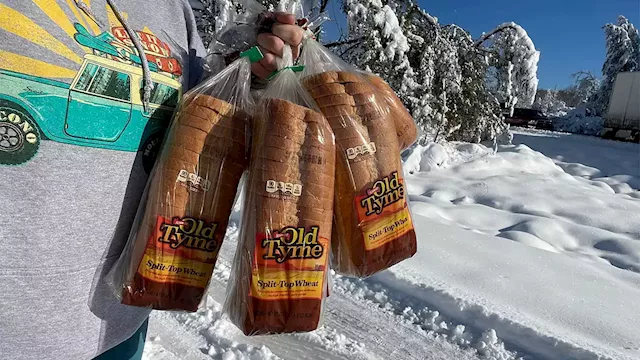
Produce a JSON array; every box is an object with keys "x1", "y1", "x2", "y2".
[
  {"x1": 274, "y1": 12, "x2": 296, "y2": 25},
  {"x1": 252, "y1": 49, "x2": 278, "y2": 80},
  {"x1": 258, "y1": 48, "x2": 277, "y2": 72},
  {"x1": 291, "y1": 43, "x2": 300, "y2": 60},
  {"x1": 272, "y1": 23, "x2": 303, "y2": 47},
  {"x1": 252, "y1": 12, "x2": 304, "y2": 78},
  {"x1": 257, "y1": 32, "x2": 285, "y2": 58},
  {"x1": 251, "y1": 62, "x2": 271, "y2": 80}
]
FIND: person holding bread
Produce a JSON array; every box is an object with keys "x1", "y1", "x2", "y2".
[{"x1": 0, "y1": 1, "x2": 304, "y2": 359}]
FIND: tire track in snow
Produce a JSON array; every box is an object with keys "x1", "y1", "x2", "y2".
[
  {"x1": 348, "y1": 270, "x2": 621, "y2": 360},
  {"x1": 146, "y1": 225, "x2": 482, "y2": 360}
]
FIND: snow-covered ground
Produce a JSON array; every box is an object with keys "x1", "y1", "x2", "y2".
[
  {"x1": 512, "y1": 128, "x2": 640, "y2": 191},
  {"x1": 143, "y1": 130, "x2": 640, "y2": 360}
]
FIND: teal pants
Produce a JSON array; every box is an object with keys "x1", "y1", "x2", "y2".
[{"x1": 94, "y1": 319, "x2": 148, "y2": 360}]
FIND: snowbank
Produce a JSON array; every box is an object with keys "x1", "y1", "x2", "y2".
[
  {"x1": 386, "y1": 218, "x2": 640, "y2": 360},
  {"x1": 552, "y1": 106, "x2": 603, "y2": 136},
  {"x1": 402, "y1": 141, "x2": 491, "y2": 174},
  {"x1": 405, "y1": 142, "x2": 640, "y2": 271},
  {"x1": 398, "y1": 137, "x2": 640, "y2": 359},
  {"x1": 512, "y1": 129, "x2": 640, "y2": 191}
]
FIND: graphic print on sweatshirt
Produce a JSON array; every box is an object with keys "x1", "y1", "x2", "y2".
[{"x1": 0, "y1": 1, "x2": 184, "y2": 170}]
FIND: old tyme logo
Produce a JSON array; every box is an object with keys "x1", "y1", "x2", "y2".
[
  {"x1": 158, "y1": 217, "x2": 219, "y2": 252},
  {"x1": 360, "y1": 171, "x2": 405, "y2": 216},
  {"x1": 261, "y1": 226, "x2": 324, "y2": 264}
]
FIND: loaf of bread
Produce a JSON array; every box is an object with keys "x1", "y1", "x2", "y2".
[
  {"x1": 302, "y1": 71, "x2": 417, "y2": 278},
  {"x1": 121, "y1": 95, "x2": 249, "y2": 311},
  {"x1": 366, "y1": 74, "x2": 418, "y2": 150},
  {"x1": 227, "y1": 98, "x2": 334, "y2": 335}
]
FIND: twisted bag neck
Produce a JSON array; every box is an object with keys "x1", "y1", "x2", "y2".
[{"x1": 276, "y1": 45, "x2": 294, "y2": 71}]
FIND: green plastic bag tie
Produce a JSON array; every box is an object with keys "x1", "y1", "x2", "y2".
[
  {"x1": 266, "y1": 65, "x2": 305, "y2": 81},
  {"x1": 240, "y1": 46, "x2": 264, "y2": 63}
]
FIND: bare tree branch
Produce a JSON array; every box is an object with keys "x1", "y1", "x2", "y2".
[
  {"x1": 473, "y1": 22, "x2": 520, "y2": 47},
  {"x1": 339, "y1": 42, "x2": 360, "y2": 57},
  {"x1": 324, "y1": 37, "x2": 362, "y2": 48},
  {"x1": 319, "y1": 0, "x2": 330, "y2": 14}
]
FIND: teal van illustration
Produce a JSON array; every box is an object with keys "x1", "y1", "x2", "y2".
[{"x1": 0, "y1": 54, "x2": 182, "y2": 169}]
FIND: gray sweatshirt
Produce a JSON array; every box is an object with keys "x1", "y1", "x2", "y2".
[{"x1": 0, "y1": 1, "x2": 205, "y2": 358}]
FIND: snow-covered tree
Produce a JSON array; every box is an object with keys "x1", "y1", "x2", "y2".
[
  {"x1": 533, "y1": 89, "x2": 567, "y2": 115},
  {"x1": 444, "y1": 25, "x2": 505, "y2": 143},
  {"x1": 593, "y1": 16, "x2": 640, "y2": 115},
  {"x1": 191, "y1": 0, "x2": 219, "y2": 46},
  {"x1": 342, "y1": 0, "x2": 411, "y2": 89},
  {"x1": 192, "y1": 0, "x2": 298, "y2": 47},
  {"x1": 478, "y1": 23, "x2": 540, "y2": 113},
  {"x1": 553, "y1": 71, "x2": 600, "y2": 108},
  {"x1": 342, "y1": 0, "x2": 511, "y2": 143},
  {"x1": 571, "y1": 71, "x2": 600, "y2": 106}
]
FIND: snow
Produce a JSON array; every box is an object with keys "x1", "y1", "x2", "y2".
[
  {"x1": 374, "y1": 5, "x2": 409, "y2": 60},
  {"x1": 406, "y1": 138, "x2": 640, "y2": 269},
  {"x1": 386, "y1": 219, "x2": 640, "y2": 360},
  {"x1": 402, "y1": 143, "x2": 450, "y2": 174},
  {"x1": 512, "y1": 128, "x2": 640, "y2": 191},
  {"x1": 143, "y1": 131, "x2": 640, "y2": 360},
  {"x1": 552, "y1": 106, "x2": 604, "y2": 136}
]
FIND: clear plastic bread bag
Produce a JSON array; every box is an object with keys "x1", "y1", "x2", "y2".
[
  {"x1": 298, "y1": 35, "x2": 418, "y2": 278},
  {"x1": 106, "y1": 47, "x2": 264, "y2": 311},
  {"x1": 357, "y1": 71, "x2": 418, "y2": 150},
  {"x1": 225, "y1": 45, "x2": 336, "y2": 335}
]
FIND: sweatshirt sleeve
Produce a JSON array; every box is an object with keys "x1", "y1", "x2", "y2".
[{"x1": 182, "y1": 0, "x2": 207, "y2": 90}]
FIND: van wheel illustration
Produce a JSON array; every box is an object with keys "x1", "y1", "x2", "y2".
[
  {"x1": 0, "y1": 101, "x2": 41, "y2": 165},
  {"x1": 141, "y1": 132, "x2": 164, "y2": 174}
]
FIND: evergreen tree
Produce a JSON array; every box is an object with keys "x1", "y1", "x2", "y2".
[
  {"x1": 479, "y1": 23, "x2": 540, "y2": 112},
  {"x1": 532, "y1": 89, "x2": 567, "y2": 115},
  {"x1": 569, "y1": 71, "x2": 600, "y2": 107},
  {"x1": 191, "y1": 0, "x2": 219, "y2": 47},
  {"x1": 593, "y1": 16, "x2": 640, "y2": 115},
  {"x1": 343, "y1": 0, "x2": 510, "y2": 143},
  {"x1": 342, "y1": 0, "x2": 411, "y2": 87},
  {"x1": 445, "y1": 25, "x2": 505, "y2": 143}
]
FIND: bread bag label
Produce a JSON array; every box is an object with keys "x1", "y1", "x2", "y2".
[
  {"x1": 177, "y1": 169, "x2": 211, "y2": 192},
  {"x1": 266, "y1": 180, "x2": 303, "y2": 196},
  {"x1": 250, "y1": 226, "x2": 329, "y2": 301},
  {"x1": 355, "y1": 171, "x2": 414, "y2": 250},
  {"x1": 136, "y1": 216, "x2": 220, "y2": 288},
  {"x1": 346, "y1": 142, "x2": 376, "y2": 160}
]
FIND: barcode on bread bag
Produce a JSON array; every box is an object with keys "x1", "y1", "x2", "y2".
[
  {"x1": 266, "y1": 180, "x2": 303, "y2": 196},
  {"x1": 176, "y1": 169, "x2": 212, "y2": 192},
  {"x1": 346, "y1": 142, "x2": 376, "y2": 160}
]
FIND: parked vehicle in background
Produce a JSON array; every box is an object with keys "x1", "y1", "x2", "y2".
[
  {"x1": 601, "y1": 72, "x2": 640, "y2": 142},
  {"x1": 502, "y1": 107, "x2": 553, "y2": 130}
]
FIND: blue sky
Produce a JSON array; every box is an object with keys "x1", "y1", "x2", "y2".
[{"x1": 321, "y1": 0, "x2": 640, "y2": 89}]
